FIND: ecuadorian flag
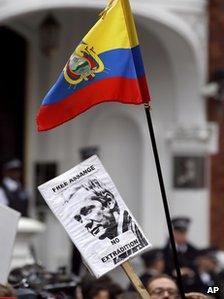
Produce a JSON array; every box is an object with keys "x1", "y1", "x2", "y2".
[{"x1": 37, "y1": 0, "x2": 151, "y2": 131}]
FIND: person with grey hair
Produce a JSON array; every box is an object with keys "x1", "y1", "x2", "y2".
[
  {"x1": 0, "y1": 158, "x2": 29, "y2": 216},
  {"x1": 73, "y1": 179, "x2": 148, "y2": 265},
  {"x1": 73, "y1": 179, "x2": 121, "y2": 240},
  {"x1": 74, "y1": 179, "x2": 148, "y2": 245}
]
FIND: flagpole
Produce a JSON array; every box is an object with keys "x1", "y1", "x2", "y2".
[{"x1": 144, "y1": 104, "x2": 186, "y2": 299}]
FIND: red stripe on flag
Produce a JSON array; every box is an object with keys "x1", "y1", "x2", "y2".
[{"x1": 37, "y1": 76, "x2": 150, "y2": 131}]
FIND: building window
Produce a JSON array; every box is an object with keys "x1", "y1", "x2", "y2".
[{"x1": 173, "y1": 156, "x2": 206, "y2": 189}]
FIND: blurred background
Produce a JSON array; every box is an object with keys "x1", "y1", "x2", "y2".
[{"x1": 0, "y1": 0, "x2": 224, "y2": 294}]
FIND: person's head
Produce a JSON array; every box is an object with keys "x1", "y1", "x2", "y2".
[
  {"x1": 172, "y1": 217, "x2": 191, "y2": 245},
  {"x1": 0, "y1": 283, "x2": 17, "y2": 297},
  {"x1": 141, "y1": 249, "x2": 165, "y2": 273},
  {"x1": 88, "y1": 284, "x2": 110, "y2": 299},
  {"x1": 196, "y1": 248, "x2": 218, "y2": 272},
  {"x1": 147, "y1": 275, "x2": 179, "y2": 299},
  {"x1": 117, "y1": 291, "x2": 141, "y2": 299},
  {"x1": 74, "y1": 179, "x2": 119, "y2": 240},
  {"x1": 2, "y1": 159, "x2": 22, "y2": 181}
]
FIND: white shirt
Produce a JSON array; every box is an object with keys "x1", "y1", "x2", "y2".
[
  {"x1": 0, "y1": 177, "x2": 21, "y2": 206},
  {"x1": 200, "y1": 272, "x2": 213, "y2": 285}
]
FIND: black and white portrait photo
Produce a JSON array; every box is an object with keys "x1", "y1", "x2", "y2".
[
  {"x1": 73, "y1": 179, "x2": 148, "y2": 247},
  {"x1": 38, "y1": 155, "x2": 150, "y2": 277},
  {"x1": 73, "y1": 179, "x2": 120, "y2": 240}
]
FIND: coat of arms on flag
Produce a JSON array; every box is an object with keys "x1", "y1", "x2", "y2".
[{"x1": 64, "y1": 42, "x2": 105, "y2": 85}]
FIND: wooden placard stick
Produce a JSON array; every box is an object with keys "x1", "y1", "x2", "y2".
[{"x1": 121, "y1": 261, "x2": 151, "y2": 299}]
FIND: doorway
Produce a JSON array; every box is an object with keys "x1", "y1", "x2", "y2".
[{"x1": 0, "y1": 27, "x2": 27, "y2": 167}]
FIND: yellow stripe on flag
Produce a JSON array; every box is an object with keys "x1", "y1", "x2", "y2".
[{"x1": 82, "y1": 0, "x2": 139, "y2": 54}]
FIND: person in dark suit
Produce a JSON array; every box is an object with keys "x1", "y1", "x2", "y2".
[
  {"x1": 0, "y1": 159, "x2": 28, "y2": 217},
  {"x1": 128, "y1": 248, "x2": 165, "y2": 291},
  {"x1": 140, "y1": 249, "x2": 165, "y2": 288},
  {"x1": 163, "y1": 217, "x2": 198, "y2": 292},
  {"x1": 191, "y1": 248, "x2": 220, "y2": 298}
]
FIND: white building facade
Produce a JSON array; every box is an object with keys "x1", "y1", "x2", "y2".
[{"x1": 0, "y1": 0, "x2": 216, "y2": 272}]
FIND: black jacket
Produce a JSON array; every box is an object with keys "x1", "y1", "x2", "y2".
[{"x1": 163, "y1": 241, "x2": 198, "y2": 275}]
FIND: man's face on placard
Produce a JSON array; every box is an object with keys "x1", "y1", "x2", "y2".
[{"x1": 74, "y1": 182, "x2": 119, "y2": 240}]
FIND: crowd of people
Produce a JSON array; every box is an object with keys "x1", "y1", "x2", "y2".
[
  {"x1": 69, "y1": 215, "x2": 223, "y2": 299},
  {"x1": 0, "y1": 159, "x2": 223, "y2": 299},
  {"x1": 136, "y1": 217, "x2": 223, "y2": 298},
  {"x1": 71, "y1": 216, "x2": 223, "y2": 299},
  {"x1": 0, "y1": 274, "x2": 211, "y2": 299},
  {"x1": 73, "y1": 217, "x2": 223, "y2": 299},
  {"x1": 0, "y1": 216, "x2": 223, "y2": 299},
  {"x1": 75, "y1": 273, "x2": 214, "y2": 299}
]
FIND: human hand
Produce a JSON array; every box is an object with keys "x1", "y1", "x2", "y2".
[
  {"x1": 180, "y1": 267, "x2": 195, "y2": 277},
  {"x1": 172, "y1": 267, "x2": 195, "y2": 278}
]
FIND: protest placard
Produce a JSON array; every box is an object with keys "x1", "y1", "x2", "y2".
[
  {"x1": 0, "y1": 204, "x2": 20, "y2": 284},
  {"x1": 38, "y1": 155, "x2": 151, "y2": 278}
]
